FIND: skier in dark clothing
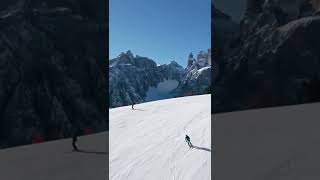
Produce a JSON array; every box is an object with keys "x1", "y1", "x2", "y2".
[
  {"x1": 72, "y1": 135, "x2": 78, "y2": 151},
  {"x1": 185, "y1": 135, "x2": 193, "y2": 148},
  {"x1": 72, "y1": 128, "x2": 81, "y2": 151},
  {"x1": 131, "y1": 101, "x2": 135, "y2": 110}
]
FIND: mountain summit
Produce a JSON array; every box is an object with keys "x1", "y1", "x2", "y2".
[{"x1": 109, "y1": 51, "x2": 211, "y2": 107}]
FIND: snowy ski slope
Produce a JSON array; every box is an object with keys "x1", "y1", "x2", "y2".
[{"x1": 109, "y1": 95, "x2": 211, "y2": 180}]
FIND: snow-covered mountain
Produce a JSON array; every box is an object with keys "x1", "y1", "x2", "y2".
[
  {"x1": 109, "y1": 51, "x2": 211, "y2": 108},
  {"x1": 213, "y1": 1, "x2": 320, "y2": 113},
  {"x1": 176, "y1": 51, "x2": 212, "y2": 95},
  {"x1": 109, "y1": 94, "x2": 211, "y2": 180},
  {"x1": 109, "y1": 51, "x2": 185, "y2": 107}
]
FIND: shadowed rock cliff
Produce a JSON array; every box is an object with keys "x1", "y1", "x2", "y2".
[{"x1": 0, "y1": 0, "x2": 108, "y2": 148}]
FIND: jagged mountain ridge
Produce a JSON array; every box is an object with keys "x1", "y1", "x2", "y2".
[
  {"x1": 212, "y1": 0, "x2": 320, "y2": 113},
  {"x1": 109, "y1": 51, "x2": 211, "y2": 108},
  {"x1": 109, "y1": 51, "x2": 183, "y2": 107}
]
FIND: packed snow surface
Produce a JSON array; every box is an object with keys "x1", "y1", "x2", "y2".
[{"x1": 109, "y1": 95, "x2": 211, "y2": 180}]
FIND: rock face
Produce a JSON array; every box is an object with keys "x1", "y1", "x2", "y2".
[
  {"x1": 213, "y1": 1, "x2": 320, "y2": 113},
  {"x1": 109, "y1": 51, "x2": 185, "y2": 108},
  {"x1": 0, "y1": 0, "x2": 107, "y2": 148},
  {"x1": 177, "y1": 51, "x2": 212, "y2": 96},
  {"x1": 109, "y1": 51, "x2": 211, "y2": 108}
]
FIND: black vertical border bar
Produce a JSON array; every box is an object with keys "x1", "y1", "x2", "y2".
[
  {"x1": 211, "y1": 0, "x2": 216, "y2": 180},
  {"x1": 103, "y1": 0, "x2": 109, "y2": 178},
  {"x1": 107, "y1": 0, "x2": 110, "y2": 178}
]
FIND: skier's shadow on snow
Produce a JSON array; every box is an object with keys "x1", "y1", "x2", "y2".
[
  {"x1": 75, "y1": 149, "x2": 107, "y2": 155},
  {"x1": 192, "y1": 146, "x2": 211, "y2": 152},
  {"x1": 133, "y1": 109, "x2": 145, "y2": 111}
]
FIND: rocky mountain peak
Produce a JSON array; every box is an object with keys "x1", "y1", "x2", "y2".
[
  {"x1": 187, "y1": 52, "x2": 196, "y2": 69},
  {"x1": 110, "y1": 51, "x2": 211, "y2": 107},
  {"x1": 168, "y1": 60, "x2": 180, "y2": 67},
  {"x1": 125, "y1": 50, "x2": 134, "y2": 59}
]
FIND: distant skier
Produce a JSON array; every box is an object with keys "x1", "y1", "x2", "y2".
[
  {"x1": 72, "y1": 127, "x2": 81, "y2": 151},
  {"x1": 131, "y1": 101, "x2": 135, "y2": 110},
  {"x1": 185, "y1": 135, "x2": 193, "y2": 148},
  {"x1": 72, "y1": 135, "x2": 78, "y2": 151}
]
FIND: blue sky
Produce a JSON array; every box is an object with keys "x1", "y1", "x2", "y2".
[{"x1": 109, "y1": 0, "x2": 211, "y2": 67}]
